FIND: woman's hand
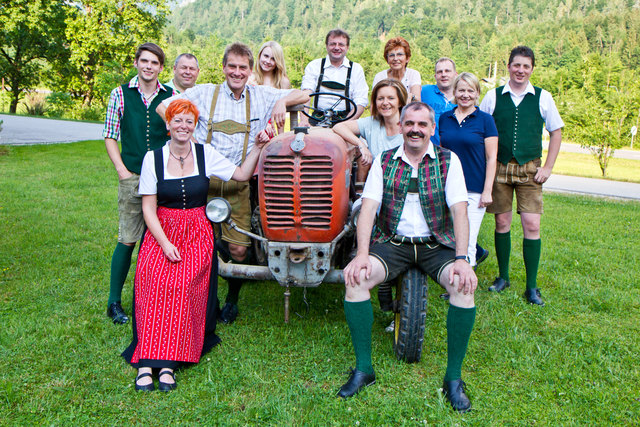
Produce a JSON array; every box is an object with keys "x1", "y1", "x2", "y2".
[
  {"x1": 161, "y1": 242, "x2": 182, "y2": 262},
  {"x1": 479, "y1": 191, "x2": 493, "y2": 208},
  {"x1": 255, "y1": 123, "x2": 275, "y2": 148},
  {"x1": 358, "y1": 144, "x2": 373, "y2": 165}
]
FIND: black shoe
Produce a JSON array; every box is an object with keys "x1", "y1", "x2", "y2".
[
  {"x1": 475, "y1": 246, "x2": 489, "y2": 266},
  {"x1": 220, "y1": 302, "x2": 238, "y2": 324},
  {"x1": 524, "y1": 288, "x2": 545, "y2": 306},
  {"x1": 488, "y1": 277, "x2": 510, "y2": 292},
  {"x1": 107, "y1": 302, "x2": 129, "y2": 324},
  {"x1": 337, "y1": 369, "x2": 376, "y2": 399},
  {"x1": 439, "y1": 292, "x2": 450, "y2": 301},
  {"x1": 135, "y1": 372, "x2": 154, "y2": 392},
  {"x1": 158, "y1": 369, "x2": 177, "y2": 392},
  {"x1": 442, "y1": 379, "x2": 471, "y2": 413}
]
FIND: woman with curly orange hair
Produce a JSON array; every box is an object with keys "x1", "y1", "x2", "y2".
[
  {"x1": 122, "y1": 99, "x2": 272, "y2": 392},
  {"x1": 372, "y1": 37, "x2": 421, "y2": 102}
]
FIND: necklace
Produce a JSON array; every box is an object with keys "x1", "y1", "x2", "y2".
[{"x1": 169, "y1": 144, "x2": 192, "y2": 169}]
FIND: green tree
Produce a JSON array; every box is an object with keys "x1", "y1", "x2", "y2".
[
  {"x1": 0, "y1": 0, "x2": 68, "y2": 113},
  {"x1": 56, "y1": 0, "x2": 169, "y2": 107}
]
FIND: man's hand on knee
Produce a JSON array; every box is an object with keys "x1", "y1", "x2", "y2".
[
  {"x1": 449, "y1": 260, "x2": 477, "y2": 295},
  {"x1": 343, "y1": 254, "x2": 372, "y2": 287}
]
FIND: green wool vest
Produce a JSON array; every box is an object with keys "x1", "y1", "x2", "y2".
[
  {"x1": 120, "y1": 84, "x2": 173, "y2": 174},
  {"x1": 371, "y1": 145, "x2": 455, "y2": 249},
  {"x1": 493, "y1": 85, "x2": 544, "y2": 165}
]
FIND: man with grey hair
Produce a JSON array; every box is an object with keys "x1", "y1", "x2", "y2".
[
  {"x1": 165, "y1": 53, "x2": 200, "y2": 93},
  {"x1": 421, "y1": 57, "x2": 458, "y2": 146},
  {"x1": 157, "y1": 42, "x2": 308, "y2": 324},
  {"x1": 336, "y1": 101, "x2": 477, "y2": 413}
]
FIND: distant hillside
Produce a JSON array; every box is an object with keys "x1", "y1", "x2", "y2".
[{"x1": 170, "y1": 0, "x2": 634, "y2": 45}]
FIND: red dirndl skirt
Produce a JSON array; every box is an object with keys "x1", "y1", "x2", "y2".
[{"x1": 128, "y1": 206, "x2": 214, "y2": 364}]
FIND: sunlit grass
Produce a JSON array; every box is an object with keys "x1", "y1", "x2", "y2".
[{"x1": 1, "y1": 141, "x2": 639, "y2": 424}]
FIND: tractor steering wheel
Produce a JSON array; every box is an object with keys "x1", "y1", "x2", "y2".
[{"x1": 301, "y1": 92, "x2": 358, "y2": 127}]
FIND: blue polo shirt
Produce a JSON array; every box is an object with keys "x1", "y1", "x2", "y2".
[
  {"x1": 439, "y1": 107, "x2": 498, "y2": 193},
  {"x1": 421, "y1": 84, "x2": 456, "y2": 146}
]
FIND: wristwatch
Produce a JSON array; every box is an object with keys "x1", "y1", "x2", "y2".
[{"x1": 455, "y1": 255, "x2": 471, "y2": 263}]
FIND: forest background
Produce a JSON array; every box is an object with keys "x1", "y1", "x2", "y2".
[{"x1": 2, "y1": 0, "x2": 640, "y2": 157}]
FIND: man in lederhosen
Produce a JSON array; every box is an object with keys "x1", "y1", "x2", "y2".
[
  {"x1": 299, "y1": 29, "x2": 369, "y2": 127},
  {"x1": 158, "y1": 42, "x2": 308, "y2": 323}
]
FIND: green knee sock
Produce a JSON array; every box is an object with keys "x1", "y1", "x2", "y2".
[
  {"x1": 344, "y1": 300, "x2": 374, "y2": 375},
  {"x1": 444, "y1": 304, "x2": 476, "y2": 382},
  {"x1": 225, "y1": 279, "x2": 242, "y2": 305},
  {"x1": 523, "y1": 238, "x2": 541, "y2": 290},
  {"x1": 108, "y1": 242, "x2": 135, "y2": 306},
  {"x1": 495, "y1": 231, "x2": 511, "y2": 281}
]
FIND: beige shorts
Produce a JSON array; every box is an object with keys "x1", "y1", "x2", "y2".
[
  {"x1": 487, "y1": 158, "x2": 544, "y2": 215},
  {"x1": 208, "y1": 177, "x2": 251, "y2": 247},
  {"x1": 117, "y1": 174, "x2": 145, "y2": 244}
]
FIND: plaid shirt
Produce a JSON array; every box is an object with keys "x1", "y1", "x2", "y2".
[
  {"x1": 103, "y1": 76, "x2": 174, "y2": 140},
  {"x1": 163, "y1": 82, "x2": 291, "y2": 165}
]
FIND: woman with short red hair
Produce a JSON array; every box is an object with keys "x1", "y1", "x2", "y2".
[
  {"x1": 372, "y1": 37, "x2": 421, "y2": 102},
  {"x1": 122, "y1": 99, "x2": 272, "y2": 392}
]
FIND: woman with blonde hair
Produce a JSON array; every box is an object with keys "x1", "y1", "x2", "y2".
[
  {"x1": 249, "y1": 41, "x2": 291, "y2": 89},
  {"x1": 439, "y1": 72, "x2": 498, "y2": 267}
]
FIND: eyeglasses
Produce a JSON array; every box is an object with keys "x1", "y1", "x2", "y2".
[{"x1": 387, "y1": 52, "x2": 406, "y2": 59}]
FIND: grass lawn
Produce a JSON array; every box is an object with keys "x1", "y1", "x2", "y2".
[
  {"x1": 1, "y1": 140, "x2": 639, "y2": 425},
  {"x1": 546, "y1": 149, "x2": 640, "y2": 183}
]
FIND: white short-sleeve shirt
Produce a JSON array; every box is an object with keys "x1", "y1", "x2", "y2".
[
  {"x1": 301, "y1": 56, "x2": 369, "y2": 109},
  {"x1": 139, "y1": 142, "x2": 237, "y2": 195},
  {"x1": 362, "y1": 144, "x2": 468, "y2": 237},
  {"x1": 371, "y1": 68, "x2": 421, "y2": 95}
]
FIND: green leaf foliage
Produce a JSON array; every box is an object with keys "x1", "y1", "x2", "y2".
[{"x1": 0, "y1": 0, "x2": 68, "y2": 113}]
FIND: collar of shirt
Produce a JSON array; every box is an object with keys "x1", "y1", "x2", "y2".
[
  {"x1": 127, "y1": 75, "x2": 168, "y2": 92},
  {"x1": 444, "y1": 106, "x2": 479, "y2": 120},
  {"x1": 222, "y1": 81, "x2": 247, "y2": 101},
  {"x1": 392, "y1": 142, "x2": 435, "y2": 165},
  {"x1": 502, "y1": 81, "x2": 535, "y2": 97},
  {"x1": 322, "y1": 56, "x2": 351, "y2": 69}
]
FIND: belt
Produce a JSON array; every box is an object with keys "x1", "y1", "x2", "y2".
[{"x1": 391, "y1": 235, "x2": 436, "y2": 245}]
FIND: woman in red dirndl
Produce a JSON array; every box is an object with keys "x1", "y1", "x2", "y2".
[{"x1": 122, "y1": 99, "x2": 272, "y2": 392}]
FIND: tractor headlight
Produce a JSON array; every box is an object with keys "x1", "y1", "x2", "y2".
[{"x1": 206, "y1": 197, "x2": 232, "y2": 223}]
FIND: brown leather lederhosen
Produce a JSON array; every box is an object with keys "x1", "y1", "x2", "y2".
[{"x1": 206, "y1": 84, "x2": 252, "y2": 246}]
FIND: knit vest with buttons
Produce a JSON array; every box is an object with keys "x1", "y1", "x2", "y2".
[
  {"x1": 371, "y1": 145, "x2": 455, "y2": 249},
  {"x1": 120, "y1": 84, "x2": 173, "y2": 174},
  {"x1": 492, "y1": 85, "x2": 544, "y2": 165}
]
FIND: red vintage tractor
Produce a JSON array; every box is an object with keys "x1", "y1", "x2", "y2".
[{"x1": 206, "y1": 93, "x2": 429, "y2": 363}]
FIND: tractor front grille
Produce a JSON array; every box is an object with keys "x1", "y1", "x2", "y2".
[{"x1": 263, "y1": 155, "x2": 334, "y2": 229}]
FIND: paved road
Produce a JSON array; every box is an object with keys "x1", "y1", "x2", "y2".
[
  {"x1": 543, "y1": 140, "x2": 640, "y2": 160},
  {"x1": 2, "y1": 114, "x2": 639, "y2": 200},
  {"x1": 545, "y1": 174, "x2": 640, "y2": 200},
  {"x1": 0, "y1": 114, "x2": 103, "y2": 145}
]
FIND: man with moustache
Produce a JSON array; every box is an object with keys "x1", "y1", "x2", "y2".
[{"x1": 337, "y1": 102, "x2": 477, "y2": 413}]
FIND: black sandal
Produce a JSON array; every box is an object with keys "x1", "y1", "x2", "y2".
[
  {"x1": 158, "y1": 369, "x2": 177, "y2": 392},
  {"x1": 135, "y1": 372, "x2": 155, "y2": 392}
]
